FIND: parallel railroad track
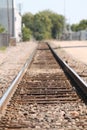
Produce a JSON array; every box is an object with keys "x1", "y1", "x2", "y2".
[{"x1": 0, "y1": 42, "x2": 87, "y2": 129}]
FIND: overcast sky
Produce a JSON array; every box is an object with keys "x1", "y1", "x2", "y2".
[{"x1": 16, "y1": 0, "x2": 87, "y2": 24}]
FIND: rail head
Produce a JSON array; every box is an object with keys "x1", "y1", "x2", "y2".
[{"x1": 47, "y1": 43, "x2": 87, "y2": 96}]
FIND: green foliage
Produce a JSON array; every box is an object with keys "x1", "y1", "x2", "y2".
[
  {"x1": 0, "y1": 25, "x2": 5, "y2": 33},
  {"x1": 0, "y1": 46, "x2": 7, "y2": 52},
  {"x1": 22, "y1": 27, "x2": 32, "y2": 41},
  {"x1": 22, "y1": 10, "x2": 65, "y2": 40},
  {"x1": 49, "y1": 13, "x2": 64, "y2": 38},
  {"x1": 0, "y1": 46, "x2": 6, "y2": 51},
  {"x1": 22, "y1": 12, "x2": 34, "y2": 30},
  {"x1": 71, "y1": 19, "x2": 87, "y2": 31},
  {"x1": 33, "y1": 13, "x2": 52, "y2": 40}
]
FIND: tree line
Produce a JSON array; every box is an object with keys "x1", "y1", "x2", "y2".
[
  {"x1": 22, "y1": 10, "x2": 65, "y2": 41},
  {"x1": 1, "y1": 10, "x2": 87, "y2": 41},
  {"x1": 71, "y1": 19, "x2": 87, "y2": 32},
  {"x1": 22, "y1": 10, "x2": 87, "y2": 41}
]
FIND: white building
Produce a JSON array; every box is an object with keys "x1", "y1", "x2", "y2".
[
  {"x1": 14, "y1": 6, "x2": 22, "y2": 42},
  {"x1": 0, "y1": 0, "x2": 22, "y2": 42}
]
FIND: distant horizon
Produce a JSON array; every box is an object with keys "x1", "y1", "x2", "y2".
[{"x1": 15, "y1": 0, "x2": 87, "y2": 24}]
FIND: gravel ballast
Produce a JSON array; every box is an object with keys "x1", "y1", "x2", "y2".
[
  {"x1": 0, "y1": 42, "x2": 37, "y2": 98},
  {"x1": 0, "y1": 41, "x2": 87, "y2": 130}
]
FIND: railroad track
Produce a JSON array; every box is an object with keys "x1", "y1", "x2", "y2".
[
  {"x1": 51, "y1": 43, "x2": 87, "y2": 83},
  {"x1": 0, "y1": 42, "x2": 87, "y2": 129}
]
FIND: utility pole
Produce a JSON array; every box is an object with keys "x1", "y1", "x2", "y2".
[
  {"x1": 18, "y1": 3, "x2": 22, "y2": 15},
  {"x1": 63, "y1": 0, "x2": 67, "y2": 40},
  {"x1": 7, "y1": 0, "x2": 10, "y2": 44},
  {"x1": 12, "y1": 0, "x2": 14, "y2": 37},
  {"x1": 7, "y1": 0, "x2": 10, "y2": 35},
  {"x1": 64, "y1": 0, "x2": 66, "y2": 33}
]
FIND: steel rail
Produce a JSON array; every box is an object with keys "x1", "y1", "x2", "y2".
[
  {"x1": 0, "y1": 45, "x2": 38, "y2": 113},
  {"x1": 47, "y1": 43, "x2": 87, "y2": 96}
]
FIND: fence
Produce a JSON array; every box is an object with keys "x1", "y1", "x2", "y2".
[
  {"x1": 0, "y1": 33, "x2": 9, "y2": 47},
  {"x1": 63, "y1": 30, "x2": 87, "y2": 41}
]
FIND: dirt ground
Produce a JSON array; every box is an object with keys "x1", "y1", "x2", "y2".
[{"x1": 50, "y1": 40, "x2": 87, "y2": 65}]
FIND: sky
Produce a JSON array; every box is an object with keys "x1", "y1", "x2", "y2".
[{"x1": 15, "y1": 0, "x2": 87, "y2": 24}]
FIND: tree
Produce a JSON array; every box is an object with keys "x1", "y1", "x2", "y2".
[
  {"x1": 22, "y1": 27, "x2": 32, "y2": 41},
  {"x1": 22, "y1": 12, "x2": 34, "y2": 32},
  {"x1": 49, "y1": 13, "x2": 64, "y2": 39},
  {"x1": 78, "y1": 20, "x2": 87, "y2": 30},
  {"x1": 71, "y1": 19, "x2": 87, "y2": 31},
  {"x1": 37, "y1": 10, "x2": 65, "y2": 39},
  {"x1": 33, "y1": 13, "x2": 52, "y2": 40},
  {"x1": 0, "y1": 24, "x2": 5, "y2": 33},
  {"x1": 22, "y1": 10, "x2": 65, "y2": 40}
]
